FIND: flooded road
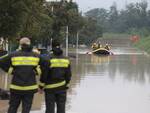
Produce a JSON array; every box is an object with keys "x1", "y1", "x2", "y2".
[
  {"x1": 1, "y1": 45, "x2": 150, "y2": 113},
  {"x1": 67, "y1": 51, "x2": 150, "y2": 113}
]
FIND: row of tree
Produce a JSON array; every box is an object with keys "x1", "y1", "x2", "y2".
[
  {"x1": 0, "y1": 0, "x2": 87, "y2": 48},
  {"x1": 85, "y1": 0, "x2": 150, "y2": 38},
  {"x1": 3, "y1": 0, "x2": 149, "y2": 47}
]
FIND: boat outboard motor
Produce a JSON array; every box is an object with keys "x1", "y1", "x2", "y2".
[{"x1": 0, "y1": 88, "x2": 10, "y2": 100}]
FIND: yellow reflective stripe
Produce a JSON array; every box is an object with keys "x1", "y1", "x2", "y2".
[
  {"x1": 51, "y1": 63, "x2": 69, "y2": 67},
  {"x1": 12, "y1": 62, "x2": 38, "y2": 66},
  {"x1": 12, "y1": 57, "x2": 39, "y2": 61},
  {"x1": 11, "y1": 57, "x2": 39, "y2": 66},
  {"x1": 8, "y1": 67, "x2": 13, "y2": 75},
  {"x1": 39, "y1": 82, "x2": 45, "y2": 87},
  {"x1": 45, "y1": 81, "x2": 66, "y2": 89},
  {"x1": 50, "y1": 59, "x2": 69, "y2": 64},
  {"x1": 0, "y1": 54, "x2": 8, "y2": 59},
  {"x1": 10, "y1": 84, "x2": 38, "y2": 90},
  {"x1": 50, "y1": 59, "x2": 70, "y2": 68},
  {"x1": 36, "y1": 65, "x2": 42, "y2": 76}
]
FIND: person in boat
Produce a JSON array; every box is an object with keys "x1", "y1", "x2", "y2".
[
  {"x1": 104, "y1": 44, "x2": 110, "y2": 50},
  {"x1": 92, "y1": 43, "x2": 98, "y2": 50},
  {"x1": 98, "y1": 42, "x2": 102, "y2": 49}
]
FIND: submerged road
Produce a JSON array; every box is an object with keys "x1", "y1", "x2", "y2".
[{"x1": 1, "y1": 43, "x2": 150, "y2": 113}]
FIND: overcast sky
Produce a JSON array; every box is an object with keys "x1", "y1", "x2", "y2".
[{"x1": 47, "y1": 0, "x2": 149, "y2": 12}]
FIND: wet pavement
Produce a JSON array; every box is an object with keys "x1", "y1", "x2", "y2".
[{"x1": 1, "y1": 45, "x2": 150, "y2": 113}]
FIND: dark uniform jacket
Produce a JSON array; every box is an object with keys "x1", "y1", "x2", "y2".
[
  {"x1": 40, "y1": 48, "x2": 72, "y2": 93},
  {"x1": 0, "y1": 45, "x2": 44, "y2": 94}
]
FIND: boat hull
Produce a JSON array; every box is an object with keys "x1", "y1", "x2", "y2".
[{"x1": 92, "y1": 48, "x2": 111, "y2": 55}]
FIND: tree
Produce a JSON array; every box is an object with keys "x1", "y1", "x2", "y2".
[{"x1": 0, "y1": 0, "x2": 25, "y2": 39}]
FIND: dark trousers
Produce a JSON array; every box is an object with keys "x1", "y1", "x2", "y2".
[
  {"x1": 7, "y1": 92, "x2": 34, "y2": 113},
  {"x1": 45, "y1": 91, "x2": 66, "y2": 113}
]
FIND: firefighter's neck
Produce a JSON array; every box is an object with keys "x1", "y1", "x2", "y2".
[{"x1": 21, "y1": 44, "x2": 32, "y2": 52}]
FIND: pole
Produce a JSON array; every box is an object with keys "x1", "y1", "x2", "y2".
[
  {"x1": 76, "y1": 31, "x2": 79, "y2": 54},
  {"x1": 66, "y1": 26, "x2": 69, "y2": 56},
  {"x1": 50, "y1": 38, "x2": 53, "y2": 50},
  {"x1": 76, "y1": 31, "x2": 79, "y2": 65}
]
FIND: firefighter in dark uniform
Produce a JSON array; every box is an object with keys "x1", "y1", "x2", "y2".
[
  {"x1": 39, "y1": 40, "x2": 72, "y2": 113},
  {"x1": 0, "y1": 37, "x2": 45, "y2": 113}
]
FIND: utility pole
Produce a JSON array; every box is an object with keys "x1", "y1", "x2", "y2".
[
  {"x1": 66, "y1": 26, "x2": 69, "y2": 56},
  {"x1": 76, "y1": 31, "x2": 79, "y2": 55},
  {"x1": 76, "y1": 31, "x2": 79, "y2": 65}
]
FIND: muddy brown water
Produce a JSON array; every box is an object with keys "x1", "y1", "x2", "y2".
[{"x1": 1, "y1": 46, "x2": 150, "y2": 113}]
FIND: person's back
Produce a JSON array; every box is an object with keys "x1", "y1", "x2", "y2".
[
  {"x1": 44, "y1": 47, "x2": 71, "y2": 92},
  {"x1": 8, "y1": 45, "x2": 40, "y2": 93},
  {"x1": 0, "y1": 37, "x2": 44, "y2": 113},
  {"x1": 40, "y1": 41, "x2": 72, "y2": 113}
]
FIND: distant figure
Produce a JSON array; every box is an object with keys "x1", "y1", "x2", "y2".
[
  {"x1": 130, "y1": 35, "x2": 140, "y2": 43},
  {"x1": 98, "y1": 43, "x2": 102, "y2": 48},
  {"x1": 38, "y1": 48, "x2": 50, "y2": 60},
  {"x1": 92, "y1": 43, "x2": 99, "y2": 50}
]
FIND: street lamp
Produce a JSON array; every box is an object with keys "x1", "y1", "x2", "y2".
[
  {"x1": 76, "y1": 31, "x2": 79, "y2": 55},
  {"x1": 66, "y1": 26, "x2": 69, "y2": 56}
]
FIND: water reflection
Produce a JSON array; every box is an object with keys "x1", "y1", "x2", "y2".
[
  {"x1": 67, "y1": 53, "x2": 150, "y2": 113},
  {"x1": 91, "y1": 55, "x2": 111, "y2": 64},
  {"x1": 1, "y1": 47, "x2": 150, "y2": 113}
]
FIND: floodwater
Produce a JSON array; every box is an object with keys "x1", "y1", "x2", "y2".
[{"x1": 1, "y1": 45, "x2": 150, "y2": 113}]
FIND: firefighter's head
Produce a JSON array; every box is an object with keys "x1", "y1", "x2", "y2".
[
  {"x1": 18, "y1": 37, "x2": 32, "y2": 51},
  {"x1": 52, "y1": 40, "x2": 63, "y2": 56},
  {"x1": 52, "y1": 39, "x2": 60, "y2": 49},
  {"x1": 19, "y1": 37, "x2": 31, "y2": 46}
]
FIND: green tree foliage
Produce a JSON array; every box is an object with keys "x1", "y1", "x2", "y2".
[
  {"x1": 0, "y1": 0, "x2": 52, "y2": 38},
  {"x1": 85, "y1": 8, "x2": 108, "y2": 32},
  {"x1": 108, "y1": 2, "x2": 119, "y2": 32},
  {"x1": 78, "y1": 17, "x2": 103, "y2": 45},
  {"x1": 0, "y1": 0, "x2": 101, "y2": 46},
  {"x1": 0, "y1": 0, "x2": 25, "y2": 38},
  {"x1": 45, "y1": 0, "x2": 85, "y2": 44},
  {"x1": 85, "y1": 0, "x2": 150, "y2": 37},
  {"x1": 20, "y1": 0, "x2": 53, "y2": 45}
]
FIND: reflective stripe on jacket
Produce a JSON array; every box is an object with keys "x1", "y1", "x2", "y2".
[
  {"x1": 0, "y1": 49, "x2": 44, "y2": 93},
  {"x1": 11, "y1": 57, "x2": 39, "y2": 66},
  {"x1": 40, "y1": 55, "x2": 72, "y2": 92},
  {"x1": 50, "y1": 59, "x2": 70, "y2": 68}
]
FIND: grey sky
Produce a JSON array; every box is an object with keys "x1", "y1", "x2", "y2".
[{"x1": 47, "y1": 0, "x2": 149, "y2": 12}]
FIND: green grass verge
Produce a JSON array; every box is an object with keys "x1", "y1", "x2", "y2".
[
  {"x1": 134, "y1": 36, "x2": 150, "y2": 53},
  {"x1": 102, "y1": 33, "x2": 131, "y2": 39}
]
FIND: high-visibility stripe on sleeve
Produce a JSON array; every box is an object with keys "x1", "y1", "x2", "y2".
[
  {"x1": 11, "y1": 57, "x2": 39, "y2": 66},
  {"x1": 50, "y1": 59, "x2": 70, "y2": 68},
  {"x1": 10, "y1": 84, "x2": 38, "y2": 90},
  {"x1": 0, "y1": 54, "x2": 8, "y2": 59},
  {"x1": 39, "y1": 82, "x2": 45, "y2": 87},
  {"x1": 8, "y1": 67, "x2": 13, "y2": 75},
  {"x1": 44, "y1": 81, "x2": 66, "y2": 89},
  {"x1": 36, "y1": 65, "x2": 42, "y2": 76}
]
